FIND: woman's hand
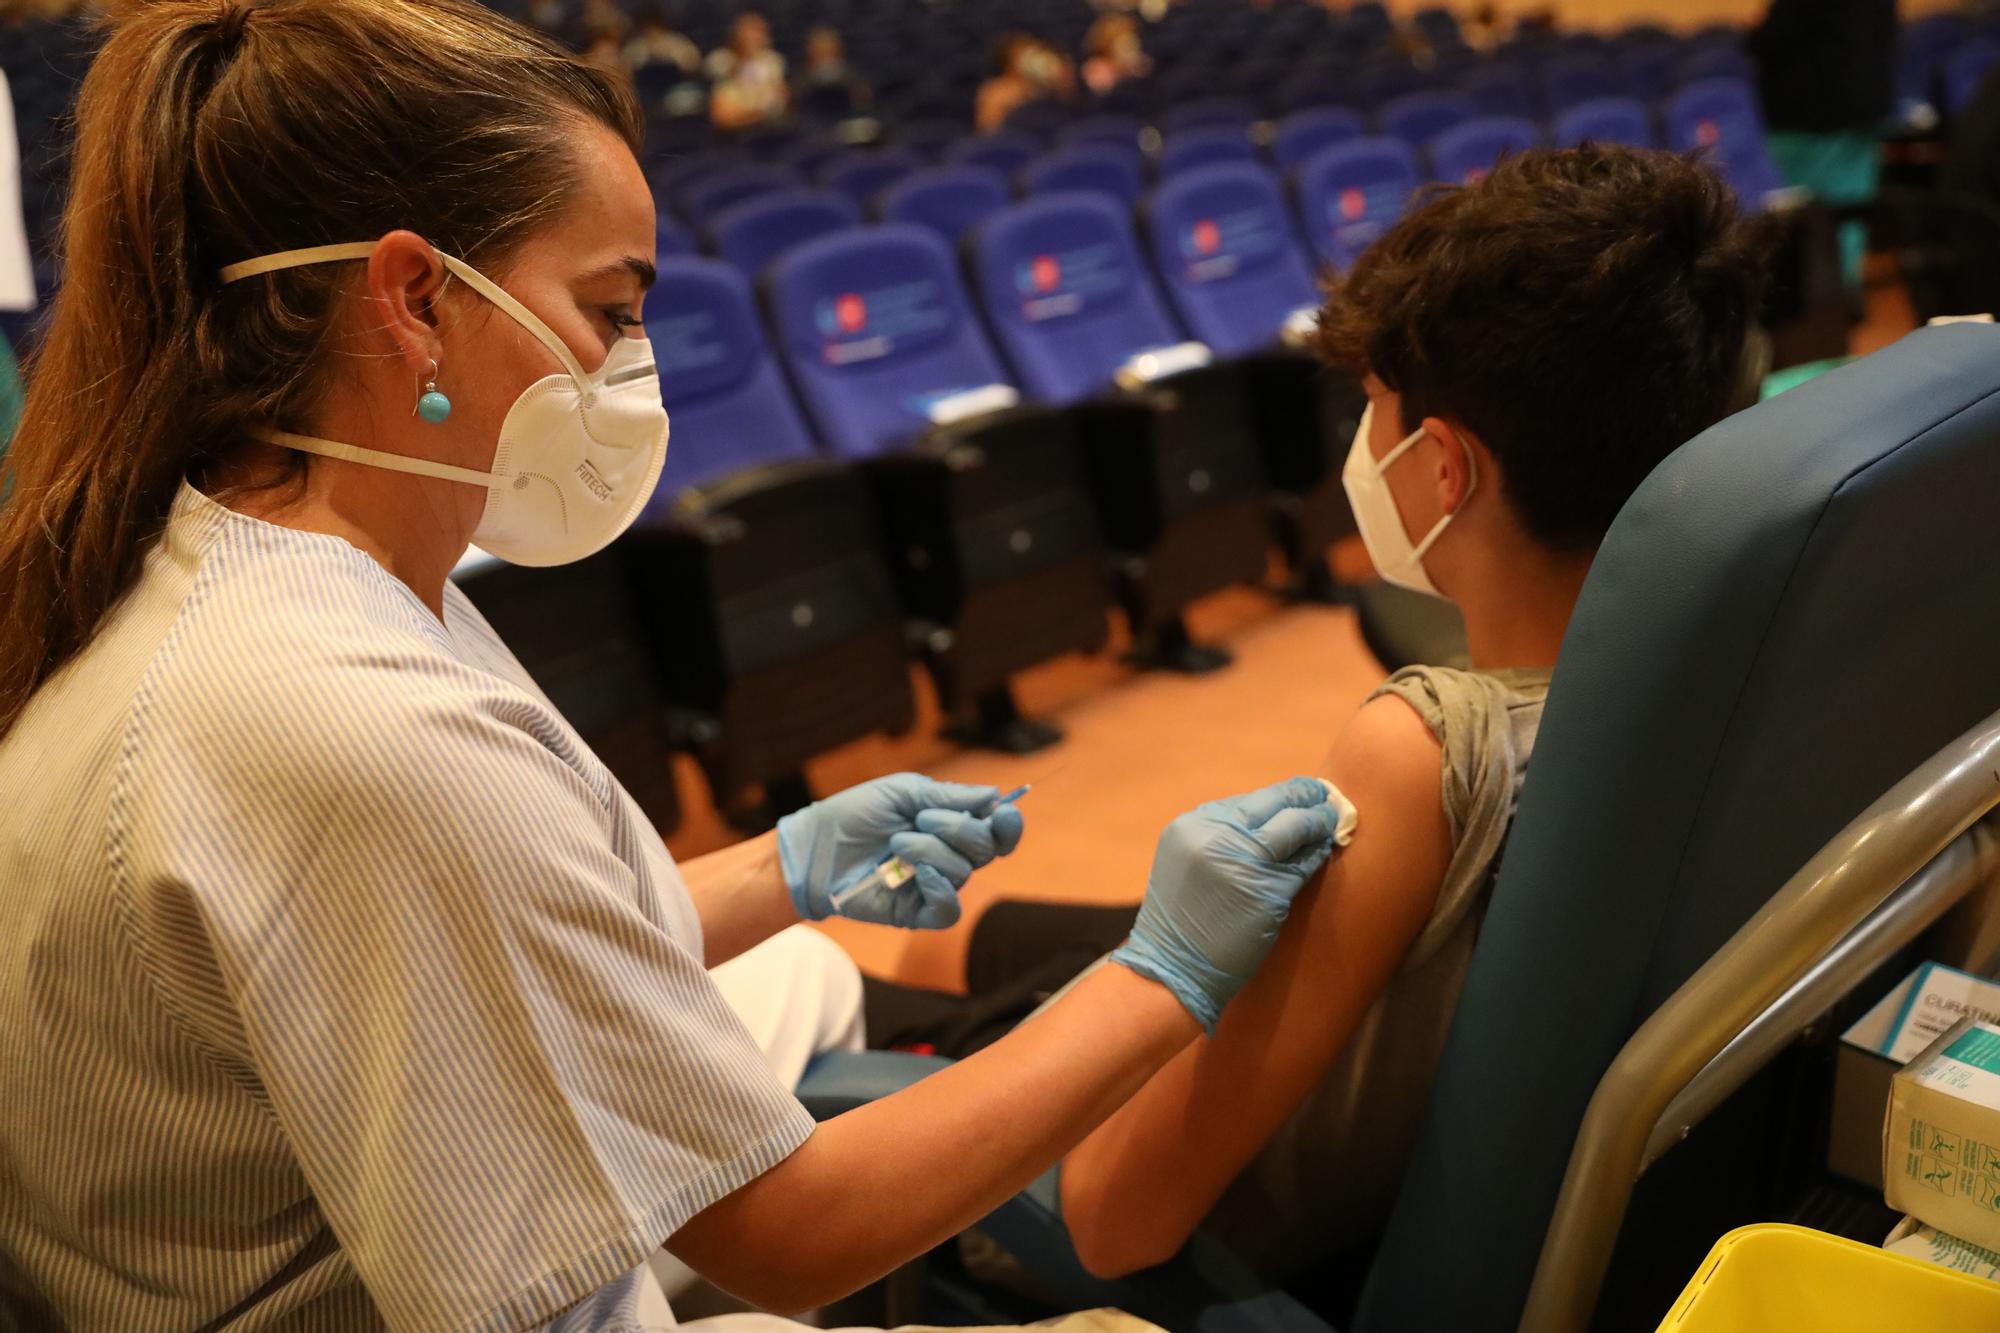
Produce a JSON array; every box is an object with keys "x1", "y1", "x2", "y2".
[
  {"x1": 1111, "y1": 777, "x2": 1348, "y2": 1032},
  {"x1": 776, "y1": 773, "x2": 1025, "y2": 929}
]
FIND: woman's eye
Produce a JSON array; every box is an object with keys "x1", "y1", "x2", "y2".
[{"x1": 602, "y1": 308, "x2": 643, "y2": 337}]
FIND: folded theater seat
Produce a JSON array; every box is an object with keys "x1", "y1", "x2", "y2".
[
  {"x1": 766, "y1": 224, "x2": 1110, "y2": 754},
  {"x1": 1142, "y1": 160, "x2": 1363, "y2": 602},
  {"x1": 626, "y1": 256, "x2": 915, "y2": 824},
  {"x1": 970, "y1": 191, "x2": 1269, "y2": 672},
  {"x1": 1290, "y1": 136, "x2": 1423, "y2": 274}
]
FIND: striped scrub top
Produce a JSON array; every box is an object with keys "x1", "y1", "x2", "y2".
[{"x1": 0, "y1": 483, "x2": 816, "y2": 1330}]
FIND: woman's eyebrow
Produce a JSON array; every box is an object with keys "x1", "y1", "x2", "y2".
[{"x1": 576, "y1": 256, "x2": 657, "y2": 290}]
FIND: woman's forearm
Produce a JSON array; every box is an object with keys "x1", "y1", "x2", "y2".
[
  {"x1": 679, "y1": 832, "x2": 800, "y2": 967},
  {"x1": 668, "y1": 962, "x2": 1200, "y2": 1313}
]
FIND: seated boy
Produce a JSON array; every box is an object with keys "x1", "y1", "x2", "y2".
[{"x1": 1055, "y1": 144, "x2": 1772, "y2": 1280}]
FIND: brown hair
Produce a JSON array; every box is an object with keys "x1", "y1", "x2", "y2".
[
  {"x1": 1315, "y1": 144, "x2": 1775, "y2": 551},
  {"x1": 0, "y1": 0, "x2": 641, "y2": 739}
]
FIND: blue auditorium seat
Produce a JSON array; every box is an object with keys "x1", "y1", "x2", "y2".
[
  {"x1": 643, "y1": 256, "x2": 819, "y2": 503},
  {"x1": 654, "y1": 148, "x2": 748, "y2": 214},
  {"x1": 1020, "y1": 144, "x2": 1146, "y2": 207},
  {"x1": 681, "y1": 164, "x2": 805, "y2": 229},
  {"x1": 878, "y1": 165, "x2": 1011, "y2": 244},
  {"x1": 1058, "y1": 114, "x2": 1146, "y2": 153},
  {"x1": 945, "y1": 130, "x2": 1040, "y2": 177},
  {"x1": 1540, "y1": 51, "x2": 1619, "y2": 113},
  {"x1": 1357, "y1": 60, "x2": 1429, "y2": 108},
  {"x1": 767, "y1": 223, "x2": 1014, "y2": 457},
  {"x1": 1428, "y1": 115, "x2": 1540, "y2": 184},
  {"x1": 1293, "y1": 135, "x2": 1422, "y2": 270},
  {"x1": 705, "y1": 189, "x2": 860, "y2": 284},
  {"x1": 655, "y1": 217, "x2": 694, "y2": 259},
  {"x1": 1459, "y1": 62, "x2": 1538, "y2": 119},
  {"x1": 1679, "y1": 42, "x2": 1754, "y2": 86},
  {"x1": 1898, "y1": 13, "x2": 1968, "y2": 114},
  {"x1": 1003, "y1": 98, "x2": 1073, "y2": 140},
  {"x1": 1945, "y1": 38, "x2": 2000, "y2": 114},
  {"x1": 1143, "y1": 163, "x2": 1317, "y2": 360},
  {"x1": 1615, "y1": 40, "x2": 1680, "y2": 103},
  {"x1": 1161, "y1": 95, "x2": 1257, "y2": 136},
  {"x1": 818, "y1": 147, "x2": 926, "y2": 209},
  {"x1": 1553, "y1": 95, "x2": 1658, "y2": 148},
  {"x1": 1271, "y1": 106, "x2": 1368, "y2": 173},
  {"x1": 1665, "y1": 77, "x2": 1787, "y2": 208},
  {"x1": 1158, "y1": 126, "x2": 1257, "y2": 179},
  {"x1": 777, "y1": 133, "x2": 850, "y2": 179},
  {"x1": 1376, "y1": 89, "x2": 1476, "y2": 148},
  {"x1": 895, "y1": 118, "x2": 966, "y2": 161}
]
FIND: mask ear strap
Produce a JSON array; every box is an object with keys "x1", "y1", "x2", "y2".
[{"x1": 217, "y1": 242, "x2": 587, "y2": 382}]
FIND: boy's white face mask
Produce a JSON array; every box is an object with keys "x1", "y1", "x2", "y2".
[
  {"x1": 1341, "y1": 401, "x2": 1476, "y2": 599},
  {"x1": 219, "y1": 242, "x2": 669, "y2": 568}
]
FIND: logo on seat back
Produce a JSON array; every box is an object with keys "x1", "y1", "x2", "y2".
[
  {"x1": 1697, "y1": 119, "x2": 1720, "y2": 147},
  {"x1": 1190, "y1": 220, "x2": 1220, "y2": 255},
  {"x1": 835, "y1": 293, "x2": 868, "y2": 332},
  {"x1": 1029, "y1": 255, "x2": 1062, "y2": 292},
  {"x1": 1339, "y1": 187, "x2": 1367, "y2": 221}
]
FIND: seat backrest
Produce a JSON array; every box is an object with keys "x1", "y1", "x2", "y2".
[
  {"x1": 766, "y1": 223, "x2": 1014, "y2": 459},
  {"x1": 879, "y1": 165, "x2": 1011, "y2": 244},
  {"x1": 970, "y1": 191, "x2": 1185, "y2": 407},
  {"x1": 1665, "y1": 76, "x2": 1785, "y2": 207},
  {"x1": 705, "y1": 189, "x2": 860, "y2": 283},
  {"x1": 1946, "y1": 38, "x2": 2000, "y2": 113},
  {"x1": 1158, "y1": 125, "x2": 1258, "y2": 179},
  {"x1": 1020, "y1": 144, "x2": 1146, "y2": 207},
  {"x1": 777, "y1": 133, "x2": 849, "y2": 179},
  {"x1": 1553, "y1": 95, "x2": 1657, "y2": 148},
  {"x1": 654, "y1": 148, "x2": 748, "y2": 212},
  {"x1": 1358, "y1": 324, "x2": 2000, "y2": 1332},
  {"x1": 1003, "y1": 97, "x2": 1073, "y2": 140},
  {"x1": 1615, "y1": 41, "x2": 1680, "y2": 103},
  {"x1": 1292, "y1": 135, "x2": 1422, "y2": 271},
  {"x1": 1427, "y1": 115, "x2": 1539, "y2": 184},
  {"x1": 643, "y1": 256, "x2": 818, "y2": 501},
  {"x1": 1679, "y1": 43, "x2": 1753, "y2": 87},
  {"x1": 1459, "y1": 63, "x2": 1537, "y2": 120},
  {"x1": 1143, "y1": 162, "x2": 1317, "y2": 360},
  {"x1": 946, "y1": 130, "x2": 1041, "y2": 177},
  {"x1": 1541, "y1": 51, "x2": 1619, "y2": 112},
  {"x1": 896, "y1": 117, "x2": 966, "y2": 161},
  {"x1": 817, "y1": 146, "x2": 926, "y2": 209},
  {"x1": 1161, "y1": 95, "x2": 1256, "y2": 136},
  {"x1": 1899, "y1": 13, "x2": 1969, "y2": 108},
  {"x1": 1271, "y1": 106, "x2": 1368, "y2": 173},
  {"x1": 682, "y1": 163, "x2": 805, "y2": 228},
  {"x1": 1376, "y1": 89, "x2": 1475, "y2": 147},
  {"x1": 1059, "y1": 114, "x2": 1146, "y2": 153},
  {"x1": 656, "y1": 216, "x2": 695, "y2": 259}
]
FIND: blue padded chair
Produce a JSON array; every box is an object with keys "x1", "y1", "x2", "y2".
[
  {"x1": 705, "y1": 189, "x2": 860, "y2": 284},
  {"x1": 764, "y1": 224, "x2": 1111, "y2": 750},
  {"x1": 1003, "y1": 97, "x2": 1073, "y2": 141},
  {"x1": 1271, "y1": 106, "x2": 1368, "y2": 174},
  {"x1": 1161, "y1": 95, "x2": 1257, "y2": 136},
  {"x1": 1665, "y1": 77, "x2": 1787, "y2": 208},
  {"x1": 798, "y1": 322, "x2": 2000, "y2": 1333},
  {"x1": 624, "y1": 257, "x2": 913, "y2": 820},
  {"x1": 1459, "y1": 62, "x2": 1538, "y2": 119},
  {"x1": 1428, "y1": 115, "x2": 1539, "y2": 184},
  {"x1": 643, "y1": 257, "x2": 819, "y2": 501},
  {"x1": 945, "y1": 130, "x2": 1040, "y2": 177},
  {"x1": 1898, "y1": 13, "x2": 1969, "y2": 114},
  {"x1": 878, "y1": 165, "x2": 1011, "y2": 244},
  {"x1": 777, "y1": 133, "x2": 849, "y2": 179},
  {"x1": 1060, "y1": 114, "x2": 1145, "y2": 153},
  {"x1": 680, "y1": 164, "x2": 805, "y2": 229},
  {"x1": 817, "y1": 147, "x2": 925, "y2": 209},
  {"x1": 969, "y1": 192, "x2": 1270, "y2": 666},
  {"x1": 1376, "y1": 89, "x2": 1475, "y2": 148},
  {"x1": 1615, "y1": 40, "x2": 1680, "y2": 103},
  {"x1": 895, "y1": 118, "x2": 965, "y2": 161},
  {"x1": 655, "y1": 216, "x2": 695, "y2": 259},
  {"x1": 1292, "y1": 135, "x2": 1422, "y2": 271},
  {"x1": 1945, "y1": 38, "x2": 2000, "y2": 115},
  {"x1": 1553, "y1": 95, "x2": 1657, "y2": 148},
  {"x1": 1143, "y1": 162, "x2": 1359, "y2": 598},
  {"x1": 1157, "y1": 125, "x2": 1257, "y2": 179},
  {"x1": 1020, "y1": 144, "x2": 1146, "y2": 207},
  {"x1": 1357, "y1": 60, "x2": 1428, "y2": 109},
  {"x1": 654, "y1": 148, "x2": 748, "y2": 214},
  {"x1": 1541, "y1": 52, "x2": 1619, "y2": 113}
]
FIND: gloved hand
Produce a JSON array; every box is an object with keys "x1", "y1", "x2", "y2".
[
  {"x1": 777, "y1": 773, "x2": 1026, "y2": 929},
  {"x1": 1111, "y1": 777, "x2": 1347, "y2": 1033}
]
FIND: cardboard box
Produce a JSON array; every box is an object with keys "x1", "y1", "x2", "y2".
[
  {"x1": 1831, "y1": 964, "x2": 2000, "y2": 1189},
  {"x1": 1884, "y1": 1214, "x2": 2000, "y2": 1281},
  {"x1": 1884, "y1": 1017, "x2": 2000, "y2": 1252}
]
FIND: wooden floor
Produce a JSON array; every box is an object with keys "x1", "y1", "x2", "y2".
[{"x1": 664, "y1": 271, "x2": 1921, "y2": 992}]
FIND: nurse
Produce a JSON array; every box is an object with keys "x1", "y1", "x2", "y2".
[{"x1": 0, "y1": 2, "x2": 1343, "y2": 1329}]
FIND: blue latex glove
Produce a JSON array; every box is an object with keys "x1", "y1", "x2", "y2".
[
  {"x1": 1111, "y1": 777, "x2": 1345, "y2": 1033},
  {"x1": 777, "y1": 773, "x2": 1026, "y2": 929}
]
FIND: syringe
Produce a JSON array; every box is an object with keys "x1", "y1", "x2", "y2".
[{"x1": 828, "y1": 782, "x2": 1035, "y2": 912}]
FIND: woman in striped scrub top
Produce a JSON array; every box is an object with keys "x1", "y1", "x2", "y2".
[{"x1": 0, "y1": 3, "x2": 1346, "y2": 1330}]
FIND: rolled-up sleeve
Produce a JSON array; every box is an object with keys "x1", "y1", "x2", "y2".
[{"x1": 120, "y1": 665, "x2": 814, "y2": 1333}]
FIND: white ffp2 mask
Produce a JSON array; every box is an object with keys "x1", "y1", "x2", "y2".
[
  {"x1": 218, "y1": 242, "x2": 669, "y2": 567},
  {"x1": 1340, "y1": 402, "x2": 1475, "y2": 599}
]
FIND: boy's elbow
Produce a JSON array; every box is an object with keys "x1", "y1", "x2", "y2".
[{"x1": 1063, "y1": 1170, "x2": 1192, "y2": 1280}]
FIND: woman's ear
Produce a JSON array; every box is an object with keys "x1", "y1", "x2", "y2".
[
  {"x1": 1422, "y1": 416, "x2": 1482, "y2": 517},
  {"x1": 364, "y1": 229, "x2": 447, "y2": 376}
]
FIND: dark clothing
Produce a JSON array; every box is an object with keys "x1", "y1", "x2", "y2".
[{"x1": 1749, "y1": 0, "x2": 1897, "y2": 133}]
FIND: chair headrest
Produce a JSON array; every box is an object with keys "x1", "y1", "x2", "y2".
[
  {"x1": 644, "y1": 257, "x2": 769, "y2": 406},
  {"x1": 768, "y1": 224, "x2": 970, "y2": 370}
]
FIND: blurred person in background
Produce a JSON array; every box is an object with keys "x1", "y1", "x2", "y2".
[
  {"x1": 624, "y1": 4, "x2": 702, "y2": 76},
  {"x1": 709, "y1": 10, "x2": 789, "y2": 130},
  {"x1": 1082, "y1": 14, "x2": 1150, "y2": 97},
  {"x1": 1749, "y1": 0, "x2": 1897, "y2": 301},
  {"x1": 977, "y1": 34, "x2": 1074, "y2": 133},
  {"x1": 797, "y1": 25, "x2": 871, "y2": 115}
]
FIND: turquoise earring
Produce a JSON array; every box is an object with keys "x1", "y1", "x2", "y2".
[{"x1": 414, "y1": 359, "x2": 452, "y2": 424}]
